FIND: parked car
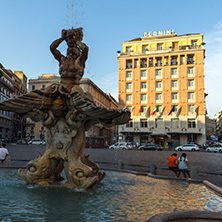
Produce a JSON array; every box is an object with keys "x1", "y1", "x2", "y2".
[
  {"x1": 138, "y1": 143, "x2": 162, "y2": 151},
  {"x1": 206, "y1": 144, "x2": 222, "y2": 153},
  {"x1": 109, "y1": 142, "x2": 132, "y2": 150},
  {"x1": 175, "y1": 144, "x2": 199, "y2": 151},
  {"x1": 28, "y1": 139, "x2": 45, "y2": 145},
  {"x1": 0, "y1": 138, "x2": 8, "y2": 142},
  {"x1": 188, "y1": 142, "x2": 202, "y2": 148},
  {"x1": 17, "y1": 138, "x2": 27, "y2": 144}
]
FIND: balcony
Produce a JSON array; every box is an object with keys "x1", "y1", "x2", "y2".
[{"x1": 120, "y1": 44, "x2": 204, "y2": 57}]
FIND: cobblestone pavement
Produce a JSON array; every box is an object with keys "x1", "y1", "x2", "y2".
[{"x1": 4, "y1": 143, "x2": 222, "y2": 187}]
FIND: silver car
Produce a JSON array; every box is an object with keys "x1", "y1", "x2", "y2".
[
  {"x1": 175, "y1": 144, "x2": 199, "y2": 151},
  {"x1": 206, "y1": 144, "x2": 222, "y2": 153},
  {"x1": 109, "y1": 142, "x2": 131, "y2": 150}
]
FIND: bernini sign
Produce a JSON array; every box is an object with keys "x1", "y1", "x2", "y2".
[{"x1": 144, "y1": 29, "x2": 175, "y2": 37}]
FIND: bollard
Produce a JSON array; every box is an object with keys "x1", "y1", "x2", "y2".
[
  {"x1": 191, "y1": 166, "x2": 198, "y2": 179},
  {"x1": 150, "y1": 163, "x2": 157, "y2": 175},
  {"x1": 118, "y1": 160, "x2": 124, "y2": 169}
]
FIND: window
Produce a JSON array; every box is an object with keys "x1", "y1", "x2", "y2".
[
  {"x1": 156, "y1": 81, "x2": 162, "y2": 90},
  {"x1": 171, "y1": 80, "x2": 178, "y2": 89},
  {"x1": 171, "y1": 56, "x2": 178, "y2": 66},
  {"x1": 158, "y1": 105, "x2": 163, "y2": 112},
  {"x1": 31, "y1": 126, "x2": 34, "y2": 134},
  {"x1": 42, "y1": 85, "x2": 46, "y2": 88},
  {"x1": 140, "y1": 59, "x2": 147, "y2": 68},
  {"x1": 191, "y1": 40, "x2": 197, "y2": 49},
  {"x1": 141, "y1": 94, "x2": 147, "y2": 103},
  {"x1": 188, "y1": 79, "x2": 195, "y2": 89},
  {"x1": 140, "y1": 82, "x2": 147, "y2": 91},
  {"x1": 126, "y1": 47, "x2": 132, "y2": 54},
  {"x1": 180, "y1": 55, "x2": 185, "y2": 65},
  {"x1": 171, "y1": 118, "x2": 179, "y2": 128},
  {"x1": 157, "y1": 43, "x2": 163, "y2": 50},
  {"x1": 126, "y1": 120, "x2": 133, "y2": 128},
  {"x1": 126, "y1": 71, "x2": 132, "y2": 80},
  {"x1": 126, "y1": 83, "x2": 132, "y2": 92},
  {"x1": 142, "y1": 106, "x2": 147, "y2": 113},
  {"x1": 188, "y1": 105, "x2": 195, "y2": 113},
  {"x1": 188, "y1": 119, "x2": 196, "y2": 128},
  {"x1": 126, "y1": 94, "x2": 132, "y2": 103},
  {"x1": 171, "y1": 93, "x2": 178, "y2": 102},
  {"x1": 156, "y1": 93, "x2": 162, "y2": 102},
  {"x1": 32, "y1": 85, "x2": 35, "y2": 90},
  {"x1": 187, "y1": 67, "x2": 195, "y2": 75},
  {"x1": 140, "y1": 119, "x2": 148, "y2": 128},
  {"x1": 155, "y1": 118, "x2": 164, "y2": 128},
  {"x1": 140, "y1": 70, "x2": 147, "y2": 79},
  {"x1": 155, "y1": 69, "x2": 162, "y2": 78},
  {"x1": 156, "y1": 58, "x2": 162, "y2": 67},
  {"x1": 188, "y1": 92, "x2": 195, "y2": 101},
  {"x1": 187, "y1": 55, "x2": 194, "y2": 64},
  {"x1": 134, "y1": 59, "x2": 138, "y2": 68},
  {"x1": 126, "y1": 60, "x2": 132, "y2": 69},
  {"x1": 142, "y1": 45, "x2": 148, "y2": 53},
  {"x1": 171, "y1": 105, "x2": 178, "y2": 112},
  {"x1": 171, "y1": 68, "x2": 178, "y2": 77},
  {"x1": 172, "y1": 42, "x2": 178, "y2": 50}
]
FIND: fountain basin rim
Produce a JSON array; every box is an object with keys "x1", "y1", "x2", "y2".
[
  {"x1": 1, "y1": 166, "x2": 222, "y2": 196},
  {"x1": 148, "y1": 210, "x2": 222, "y2": 222}
]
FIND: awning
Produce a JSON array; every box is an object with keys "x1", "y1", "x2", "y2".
[
  {"x1": 150, "y1": 133, "x2": 167, "y2": 137},
  {"x1": 120, "y1": 131, "x2": 151, "y2": 135},
  {"x1": 168, "y1": 132, "x2": 202, "y2": 135}
]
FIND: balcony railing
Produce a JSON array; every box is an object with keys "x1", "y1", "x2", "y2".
[{"x1": 121, "y1": 44, "x2": 203, "y2": 56}]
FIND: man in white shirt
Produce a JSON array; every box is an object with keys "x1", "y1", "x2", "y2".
[{"x1": 0, "y1": 142, "x2": 9, "y2": 166}]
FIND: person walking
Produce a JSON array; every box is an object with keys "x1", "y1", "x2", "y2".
[
  {"x1": 0, "y1": 142, "x2": 9, "y2": 166},
  {"x1": 178, "y1": 153, "x2": 191, "y2": 179},
  {"x1": 167, "y1": 153, "x2": 180, "y2": 177}
]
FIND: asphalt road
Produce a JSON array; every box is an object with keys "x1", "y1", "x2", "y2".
[{"x1": 3, "y1": 143, "x2": 222, "y2": 187}]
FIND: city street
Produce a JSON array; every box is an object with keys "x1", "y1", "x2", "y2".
[{"x1": 3, "y1": 143, "x2": 222, "y2": 187}]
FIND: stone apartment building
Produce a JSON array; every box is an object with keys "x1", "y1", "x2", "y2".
[
  {"x1": 0, "y1": 64, "x2": 27, "y2": 140},
  {"x1": 27, "y1": 75, "x2": 118, "y2": 143}
]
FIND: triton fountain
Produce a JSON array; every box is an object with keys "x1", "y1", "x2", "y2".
[
  {"x1": 0, "y1": 28, "x2": 130, "y2": 188},
  {"x1": 0, "y1": 28, "x2": 222, "y2": 221}
]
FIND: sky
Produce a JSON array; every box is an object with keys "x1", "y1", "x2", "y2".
[{"x1": 0, "y1": 0, "x2": 222, "y2": 118}]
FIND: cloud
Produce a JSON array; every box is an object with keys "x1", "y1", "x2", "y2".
[{"x1": 204, "y1": 21, "x2": 222, "y2": 118}]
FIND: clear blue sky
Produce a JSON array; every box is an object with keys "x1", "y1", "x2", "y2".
[{"x1": 0, "y1": 0, "x2": 221, "y2": 118}]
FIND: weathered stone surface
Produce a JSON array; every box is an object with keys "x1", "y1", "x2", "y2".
[{"x1": 0, "y1": 28, "x2": 130, "y2": 188}]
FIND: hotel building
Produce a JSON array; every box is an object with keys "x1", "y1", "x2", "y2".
[{"x1": 117, "y1": 30, "x2": 206, "y2": 148}]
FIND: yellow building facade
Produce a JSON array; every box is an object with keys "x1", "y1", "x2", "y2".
[{"x1": 118, "y1": 30, "x2": 206, "y2": 148}]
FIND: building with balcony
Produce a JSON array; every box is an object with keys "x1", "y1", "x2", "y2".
[
  {"x1": 27, "y1": 74, "x2": 60, "y2": 140},
  {"x1": 206, "y1": 116, "x2": 216, "y2": 140},
  {"x1": 27, "y1": 75, "x2": 118, "y2": 143},
  {"x1": 0, "y1": 64, "x2": 27, "y2": 140},
  {"x1": 80, "y1": 78, "x2": 119, "y2": 143},
  {"x1": 215, "y1": 111, "x2": 222, "y2": 140},
  {"x1": 117, "y1": 30, "x2": 206, "y2": 148}
]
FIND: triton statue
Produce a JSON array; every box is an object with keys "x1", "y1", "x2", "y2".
[{"x1": 0, "y1": 28, "x2": 130, "y2": 188}]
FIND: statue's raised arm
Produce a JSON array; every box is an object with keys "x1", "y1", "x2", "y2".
[
  {"x1": 49, "y1": 30, "x2": 66, "y2": 62},
  {"x1": 50, "y1": 28, "x2": 89, "y2": 86}
]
